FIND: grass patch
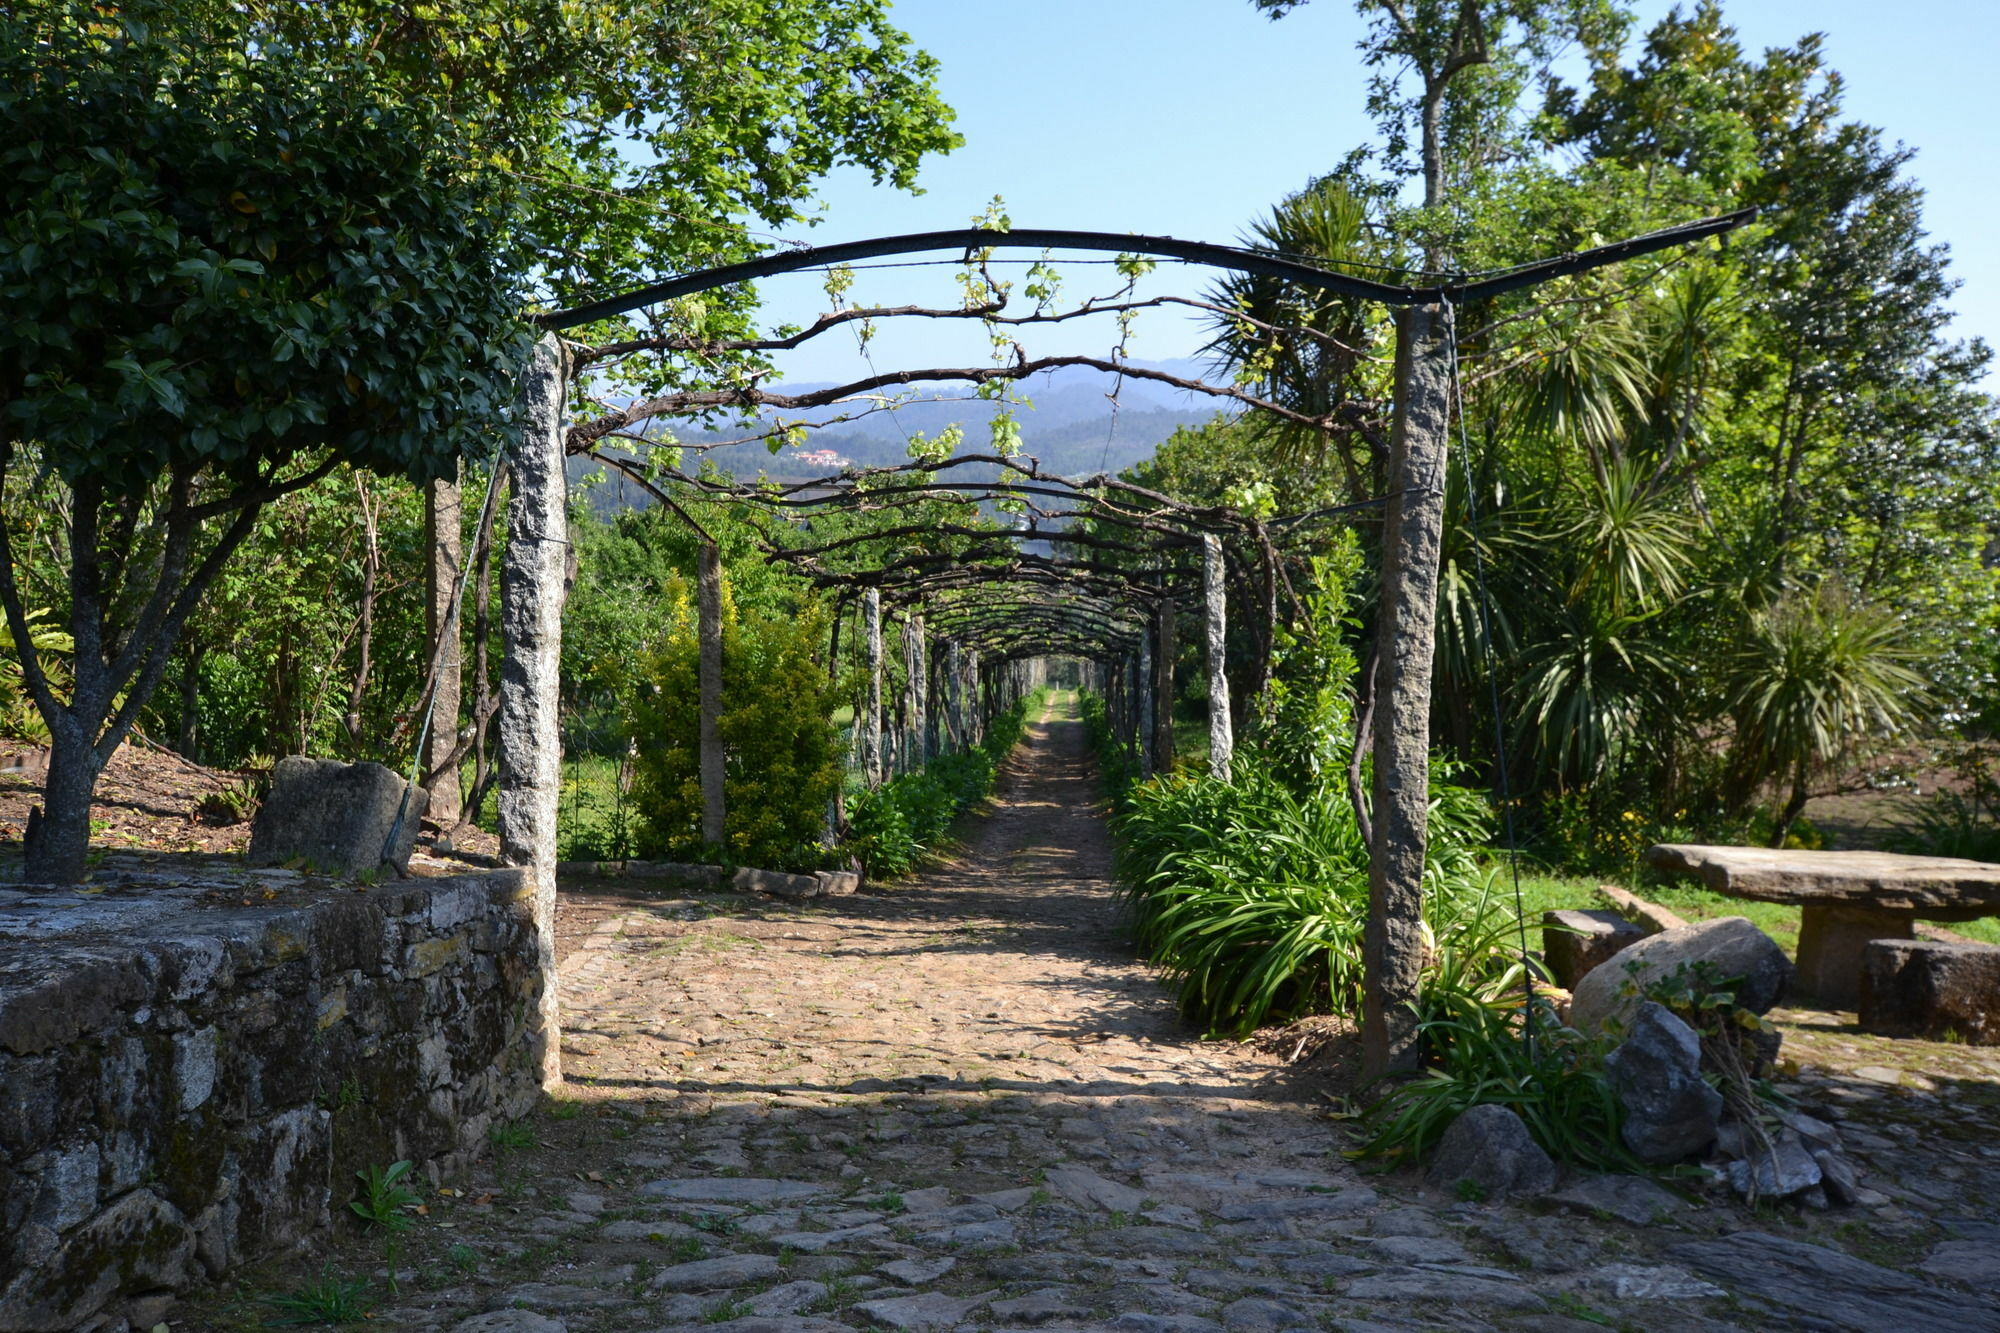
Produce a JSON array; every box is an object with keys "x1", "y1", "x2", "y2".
[{"x1": 1509, "y1": 869, "x2": 2000, "y2": 955}]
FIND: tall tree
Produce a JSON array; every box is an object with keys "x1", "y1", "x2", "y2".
[{"x1": 0, "y1": 2, "x2": 529, "y2": 881}]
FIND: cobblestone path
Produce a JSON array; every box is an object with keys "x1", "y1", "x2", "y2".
[{"x1": 196, "y1": 698, "x2": 2000, "y2": 1333}]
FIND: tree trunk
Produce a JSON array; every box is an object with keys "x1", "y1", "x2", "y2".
[
  {"x1": 1204, "y1": 534, "x2": 1234, "y2": 781},
  {"x1": 344, "y1": 473, "x2": 380, "y2": 760},
  {"x1": 177, "y1": 640, "x2": 204, "y2": 761},
  {"x1": 424, "y1": 468, "x2": 464, "y2": 825},
  {"x1": 1363, "y1": 303, "x2": 1453, "y2": 1081},
  {"x1": 697, "y1": 540, "x2": 726, "y2": 848},
  {"x1": 1773, "y1": 756, "x2": 1812, "y2": 848},
  {"x1": 25, "y1": 723, "x2": 102, "y2": 884}
]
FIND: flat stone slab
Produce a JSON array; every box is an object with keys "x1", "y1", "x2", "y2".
[
  {"x1": 852, "y1": 1291, "x2": 995, "y2": 1331},
  {"x1": 456, "y1": 1304, "x2": 572, "y2": 1328},
  {"x1": 1579, "y1": 1263, "x2": 1726, "y2": 1300},
  {"x1": 453, "y1": 1315, "x2": 569, "y2": 1333},
  {"x1": 1344, "y1": 1271, "x2": 1543, "y2": 1310},
  {"x1": 649, "y1": 1253, "x2": 781, "y2": 1292},
  {"x1": 1646, "y1": 844, "x2": 2000, "y2": 915},
  {"x1": 638, "y1": 1177, "x2": 830, "y2": 1204},
  {"x1": 1673, "y1": 1231, "x2": 2000, "y2": 1331},
  {"x1": 1044, "y1": 1165, "x2": 1146, "y2": 1213},
  {"x1": 878, "y1": 1258, "x2": 957, "y2": 1286},
  {"x1": 1547, "y1": 1174, "x2": 1688, "y2": 1226}
]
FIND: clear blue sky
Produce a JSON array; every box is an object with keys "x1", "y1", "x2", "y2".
[{"x1": 750, "y1": 0, "x2": 1996, "y2": 388}]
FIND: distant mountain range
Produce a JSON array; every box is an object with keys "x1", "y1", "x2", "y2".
[{"x1": 575, "y1": 358, "x2": 1232, "y2": 506}]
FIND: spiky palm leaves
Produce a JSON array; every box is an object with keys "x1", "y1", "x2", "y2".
[{"x1": 1204, "y1": 180, "x2": 1387, "y2": 493}]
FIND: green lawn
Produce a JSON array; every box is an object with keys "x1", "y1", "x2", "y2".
[{"x1": 1501, "y1": 866, "x2": 2000, "y2": 956}]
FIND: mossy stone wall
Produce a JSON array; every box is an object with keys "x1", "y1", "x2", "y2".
[{"x1": 0, "y1": 868, "x2": 546, "y2": 1331}]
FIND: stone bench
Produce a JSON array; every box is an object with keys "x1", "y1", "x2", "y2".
[
  {"x1": 1644, "y1": 844, "x2": 2000, "y2": 1009},
  {"x1": 1860, "y1": 938, "x2": 2000, "y2": 1044}
]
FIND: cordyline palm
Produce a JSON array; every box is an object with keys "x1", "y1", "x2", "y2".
[
  {"x1": 1722, "y1": 586, "x2": 1930, "y2": 845},
  {"x1": 1204, "y1": 179, "x2": 1385, "y2": 493}
]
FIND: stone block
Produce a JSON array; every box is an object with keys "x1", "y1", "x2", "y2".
[
  {"x1": 1605, "y1": 1002, "x2": 1722, "y2": 1163},
  {"x1": 1542, "y1": 909, "x2": 1646, "y2": 988},
  {"x1": 1569, "y1": 915, "x2": 1793, "y2": 1034},
  {"x1": 1425, "y1": 1103, "x2": 1556, "y2": 1199},
  {"x1": 248, "y1": 756, "x2": 429, "y2": 877},
  {"x1": 1859, "y1": 938, "x2": 2000, "y2": 1044},
  {"x1": 1798, "y1": 904, "x2": 1915, "y2": 1009},
  {"x1": 1, "y1": 870, "x2": 539, "y2": 1329},
  {"x1": 816, "y1": 869, "x2": 862, "y2": 897},
  {"x1": 731, "y1": 866, "x2": 821, "y2": 900}
]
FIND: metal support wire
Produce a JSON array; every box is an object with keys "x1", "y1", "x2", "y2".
[
  {"x1": 1441, "y1": 298, "x2": 1539, "y2": 1056},
  {"x1": 380, "y1": 459, "x2": 511, "y2": 868}
]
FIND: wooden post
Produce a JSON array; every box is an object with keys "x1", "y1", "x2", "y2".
[
  {"x1": 424, "y1": 467, "x2": 463, "y2": 826},
  {"x1": 697, "y1": 540, "x2": 725, "y2": 849},
  {"x1": 1203, "y1": 534, "x2": 1233, "y2": 781},
  {"x1": 1152, "y1": 596, "x2": 1176, "y2": 774},
  {"x1": 862, "y1": 588, "x2": 883, "y2": 787},
  {"x1": 498, "y1": 333, "x2": 568, "y2": 1089},
  {"x1": 1364, "y1": 303, "x2": 1453, "y2": 1080}
]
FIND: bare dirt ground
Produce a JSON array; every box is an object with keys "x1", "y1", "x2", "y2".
[
  {"x1": 0, "y1": 740, "x2": 500, "y2": 871},
  {"x1": 171, "y1": 697, "x2": 2000, "y2": 1333}
]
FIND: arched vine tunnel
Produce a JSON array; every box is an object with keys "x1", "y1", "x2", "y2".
[{"x1": 489, "y1": 209, "x2": 1759, "y2": 1087}]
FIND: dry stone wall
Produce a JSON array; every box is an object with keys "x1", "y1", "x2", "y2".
[{"x1": 0, "y1": 866, "x2": 548, "y2": 1332}]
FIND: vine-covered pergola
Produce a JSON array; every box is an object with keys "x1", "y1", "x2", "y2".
[{"x1": 492, "y1": 210, "x2": 1756, "y2": 1085}]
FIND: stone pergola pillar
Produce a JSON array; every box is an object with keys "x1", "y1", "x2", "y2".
[
  {"x1": 1203, "y1": 534, "x2": 1233, "y2": 781},
  {"x1": 424, "y1": 466, "x2": 463, "y2": 826},
  {"x1": 862, "y1": 588, "x2": 883, "y2": 787},
  {"x1": 1363, "y1": 303, "x2": 1452, "y2": 1080},
  {"x1": 906, "y1": 615, "x2": 928, "y2": 767},
  {"x1": 1151, "y1": 596, "x2": 1176, "y2": 775},
  {"x1": 697, "y1": 540, "x2": 725, "y2": 847},
  {"x1": 1137, "y1": 629, "x2": 1155, "y2": 778},
  {"x1": 499, "y1": 333, "x2": 569, "y2": 1089},
  {"x1": 944, "y1": 640, "x2": 964, "y2": 753}
]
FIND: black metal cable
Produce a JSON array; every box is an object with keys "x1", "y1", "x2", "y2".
[{"x1": 1441, "y1": 297, "x2": 1539, "y2": 1059}]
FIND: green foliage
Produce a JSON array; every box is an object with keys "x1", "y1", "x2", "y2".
[
  {"x1": 847, "y1": 694, "x2": 1036, "y2": 878},
  {"x1": 0, "y1": 608, "x2": 71, "y2": 742},
  {"x1": 1254, "y1": 537, "x2": 1364, "y2": 792},
  {"x1": 258, "y1": 1266, "x2": 371, "y2": 1327},
  {"x1": 623, "y1": 582, "x2": 842, "y2": 872},
  {"x1": 1721, "y1": 587, "x2": 1931, "y2": 843},
  {"x1": 349, "y1": 1160, "x2": 418, "y2": 1233},
  {"x1": 349, "y1": 1158, "x2": 419, "y2": 1295},
  {"x1": 1353, "y1": 1001, "x2": 1635, "y2": 1173},
  {"x1": 1114, "y1": 753, "x2": 1492, "y2": 1037},
  {"x1": 1887, "y1": 781, "x2": 2000, "y2": 864},
  {"x1": 1, "y1": 2, "x2": 529, "y2": 488}
]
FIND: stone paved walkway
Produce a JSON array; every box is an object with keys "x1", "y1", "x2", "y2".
[{"x1": 190, "y1": 698, "x2": 2000, "y2": 1333}]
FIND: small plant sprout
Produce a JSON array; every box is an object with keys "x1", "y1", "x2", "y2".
[
  {"x1": 350, "y1": 1160, "x2": 420, "y2": 1294},
  {"x1": 258, "y1": 1265, "x2": 370, "y2": 1326}
]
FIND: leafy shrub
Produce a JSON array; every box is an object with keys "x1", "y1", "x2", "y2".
[
  {"x1": 1887, "y1": 784, "x2": 2000, "y2": 863},
  {"x1": 1353, "y1": 998, "x2": 1636, "y2": 1173},
  {"x1": 1080, "y1": 691, "x2": 1137, "y2": 799},
  {"x1": 1115, "y1": 752, "x2": 1493, "y2": 1037},
  {"x1": 845, "y1": 694, "x2": 1037, "y2": 878},
  {"x1": 623, "y1": 590, "x2": 842, "y2": 872},
  {"x1": 1353, "y1": 869, "x2": 1638, "y2": 1170}
]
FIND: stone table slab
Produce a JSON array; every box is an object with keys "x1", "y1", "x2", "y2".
[
  {"x1": 1644, "y1": 844, "x2": 2000, "y2": 916},
  {"x1": 1645, "y1": 843, "x2": 2000, "y2": 1007}
]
